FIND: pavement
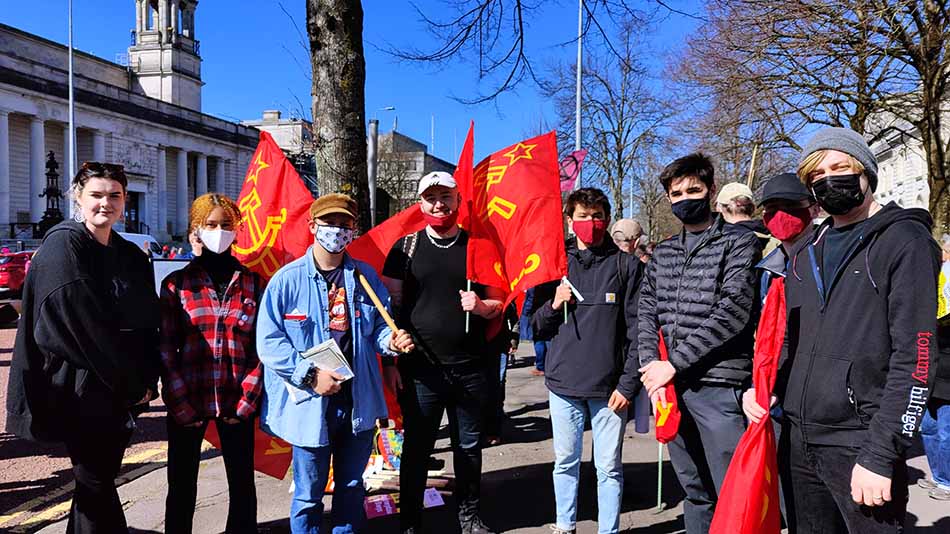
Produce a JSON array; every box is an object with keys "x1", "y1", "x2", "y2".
[{"x1": 1, "y1": 342, "x2": 948, "y2": 533}]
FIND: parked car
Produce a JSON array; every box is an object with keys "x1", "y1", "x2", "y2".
[
  {"x1": 0, "y1": 251, "x2": 34, "y2": 296},
  {"x1": 118, "y1": 232, "x2": 164, "y2": 257}
]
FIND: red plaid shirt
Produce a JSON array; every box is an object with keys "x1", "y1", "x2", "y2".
[{"x1": 159, "y1": 262, "x2": 263, "y2": 424}]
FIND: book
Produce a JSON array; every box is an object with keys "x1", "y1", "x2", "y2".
[{"x1": 285, "y1": 338, "x2": 354, "y2": 403}]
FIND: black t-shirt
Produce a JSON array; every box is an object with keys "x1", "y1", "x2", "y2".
[
  {"x1": 317, "y1": 266, "x2": 353, "y2": 365},
  {"x1": 317, "y1": 265, "x2": 353, "y2": 401},
  {"x1": 821, "y1": 218, "x2": 871, "y2": 289},
  {"x1": 684, "y1": 229, "x2": 705, "y2": 255},
  {"x1": 383, "y1": 229, "x2": 489, "y2": 365}
]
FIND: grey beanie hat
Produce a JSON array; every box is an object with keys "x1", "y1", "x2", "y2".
[{"x1": 799, "y1": 127, "x2": 878, "y2": 192}]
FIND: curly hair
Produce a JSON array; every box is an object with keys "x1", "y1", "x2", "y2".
[{"x1": 188, "y1": 193, "x2": 241, "y2": 235}]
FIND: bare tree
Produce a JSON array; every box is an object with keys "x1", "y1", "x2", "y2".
[
  {"x1": 674, "y1": 0, "x2": 950, "y2": 232},
  {"x1": 307, "y1": 0, "x2": 371, "y2": 229},
  {"x1": 546, "y1": 20, "x2": 672, "y2": 220}
]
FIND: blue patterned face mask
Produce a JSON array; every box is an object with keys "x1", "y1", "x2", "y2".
[{"x1": 315, "y1": 225, "x2": 354, "y2": 254}]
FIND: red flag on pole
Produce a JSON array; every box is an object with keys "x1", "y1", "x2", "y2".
[
  {"x1": 232, "y1": 131, "x2": 313, "y2": 281},
  {"x1": 709, "y1": 279, "x2": 786, "y2": 534},
  {"x1": 466, "y1": 131, "x2": 567, "y2": 312},
  {"x1": 211, "y1": 131, "x2": 315, "y2": 479},
  {"x1": 456, "y1": 122, "x2": 474, "y2": 229},
  {"x1": 654, "y1": 330, "x2": 681, "y2": 444}
]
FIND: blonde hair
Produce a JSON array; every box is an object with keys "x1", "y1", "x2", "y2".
[
  {"x1": 188, "y1": 193, "x2": 241, "y2": 234},
  {"x1": 797, "y1": 150, "x2": 865, "y2": 185}
]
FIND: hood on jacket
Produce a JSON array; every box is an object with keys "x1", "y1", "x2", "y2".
[{"x1": 790, "y1": 202, "x2": 933, "y2": 290}]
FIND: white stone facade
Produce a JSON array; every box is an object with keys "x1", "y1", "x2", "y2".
[{"x1": 0, "y1": 7, "x2": 256, "y2": 243}]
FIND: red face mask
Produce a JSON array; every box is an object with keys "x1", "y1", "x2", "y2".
[
  {"x1": 422, "y1": 209, "x2": 459, "y2": 232},
  {"x1": 572, "y1": 219, "x2": 608, "y2": 245},
  {"x1": 763, "y1": 207, "x2": 812, "y2": 241}
]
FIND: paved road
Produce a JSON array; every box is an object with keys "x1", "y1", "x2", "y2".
[{"x1": 3, "y1": 341, "x2": 949, "y2": 533}]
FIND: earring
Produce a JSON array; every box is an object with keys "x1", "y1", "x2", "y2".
[{"x1": 72, "y1": 203, "x2": 84, "y2": 223}]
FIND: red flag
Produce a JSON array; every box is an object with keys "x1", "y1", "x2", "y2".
[
  {"x1": 456, "y1": 122, "x2": 475, "y2": 229},
  {"x1": 214, "y1": 130, "x2": 315, "y2": 479},
  {"x1": 654, "y1": 330, "x2": 681, "y2": 444},
  {"x1": 559, "y1": 149, "x2": 588, "y2": 192},
  {"x1": 467, "y1": 131, "x2": 568, "y2": 311},
  {"x1": 710, "y1": 279, "x2": 786, "y2": 534},
  {"x1": 348, "y1": 205, "x2": 427, "y2": 274},
  {"x1": 232, "y1": 131, "x2": 313, "y2": 281}
]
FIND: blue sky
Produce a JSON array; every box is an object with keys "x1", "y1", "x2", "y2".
[{"x1": 2, "y1": 0, "x2": 699, "y2": 162}]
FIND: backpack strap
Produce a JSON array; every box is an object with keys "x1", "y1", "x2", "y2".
[
  {"x1": 402, "y1": 230, "x2": 420, "y2": 275},
  {"x1": 617, "y1": 251, "x2": 628, "y2": 291}
]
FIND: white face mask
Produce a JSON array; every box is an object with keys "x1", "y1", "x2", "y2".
[
  {"x1": 197, "y1": 228, "x2": 236, "y2": 254},
  {"x1": 315, "y1": 225, "x2": 354, "y2": 254}
]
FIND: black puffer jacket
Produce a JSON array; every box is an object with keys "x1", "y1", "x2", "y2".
[{"x1": 638, "y1": 215, "x2": 760, "y2": 388}]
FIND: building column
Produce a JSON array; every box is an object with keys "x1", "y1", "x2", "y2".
[
  {"x1": 157, "y1": 146, "x2": 168, "y2": 239},
  {"x1": 171, "y1": 0, "x2": 179, "y2": 43},
  {"x1": 176, "y1": 149, "x2": 188, "y2": 235},
  {"x1": 30, "y1": 117, "x2": 45, "y2": 221},
  {"x1": 195, "y1": 153, "x2": 207, "y2": 196},
  {"x1": 0, "y1": 110, "x2": 10, "y2": 225},
  {"x1": 214, "y1": 157, "x2": 226, "y2": 194},
  {"x1": 92, "y1": 130, "x2": 105, "y2": 162}
]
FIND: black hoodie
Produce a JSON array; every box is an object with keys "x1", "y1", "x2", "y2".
[
  {"x1": 780, "y1": 202, "x2": 940, "y2": 477},
  {"x1": 5, "y1": 221, "x2": 161, "y2": 442},
  {"x1": 531, "y1": 238, "x2": 642, "y2": 400}
]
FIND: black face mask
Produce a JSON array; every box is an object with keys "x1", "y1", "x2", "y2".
[
  {"x1": 671, "y1": 196, "x2": 711, "y2": 225},
  {"x1": 811, "y1": 174, "x2": 865, "y2": 216}
]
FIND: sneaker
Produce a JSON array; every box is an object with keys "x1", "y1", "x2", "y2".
[
  {"x1": 930, "y1": 486, "x2": 950, "y2": 500},
  {"x1": 461, "y1": 516, "x2": 497, "y2": 534},
  {"x1": 918, "y1": 478, "x2": 939, "y2": 490},
  {"x1": 530, "y1": 369, "x2": 545, "y2": 376},
  {"x1": 549, "y1": 526, "x2": 575, "y2": 534}
]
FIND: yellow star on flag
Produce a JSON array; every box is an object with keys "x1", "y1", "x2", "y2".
[
  {"x1": 503, "y1": 142, "x2": 537, "y2": 167},
  {"x1": 247, "y1": 152, "x2": 270, "y2": 185}
]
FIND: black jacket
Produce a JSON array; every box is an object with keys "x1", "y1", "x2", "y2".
[
  {"x1": 638, "y1": 215, "x2": 760, "y2": 388},
  {"x1": 531, "y1": 239, "x2": 642, "y2": 400},
  {"x1": 5, "y1": 222, "x2": 161, "y2": 442},
  {"x1": 780, "y1": 203, "x2": 940, "y2": 477}
]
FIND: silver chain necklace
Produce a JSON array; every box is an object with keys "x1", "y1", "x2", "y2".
[{"x1": 426, "y1": 229, "x2": 461, "y2": 249}]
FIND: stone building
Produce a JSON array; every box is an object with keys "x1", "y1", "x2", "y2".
[
  {"x1": 868, "y1": 113, "x2": 934, "y2": 211},
  {"x1": 0, "y1": 0, "x2": 257, "y2": 242},
  {"x1": 241, "y1": 110, "x2": 318, "y2": 195},
  {"x1": 376, "y1": 131, "x2": 455, "y2": 214}
]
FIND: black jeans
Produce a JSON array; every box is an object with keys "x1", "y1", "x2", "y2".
[
  {"x1": 665, "y1": 384, "x2": 746, "y2": 534},
  {"x1": 63, "y1": 415, "x2": 134, "y2": 534},
  {"x1": 398, "y1": 359, "x2": 492, "y2": 529},
  {"x1": 787, "y1": 423, "x2": 908, "y2": 534},
  {"x1": 165, "y1": 416, "x2": 257, "y2": 534}
]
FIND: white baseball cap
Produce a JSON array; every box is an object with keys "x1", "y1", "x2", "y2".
[{"x1": 417, "y1": 171, "x2": 457, "y2": 196}]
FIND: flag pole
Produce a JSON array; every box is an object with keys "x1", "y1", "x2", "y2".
[
  {"x1": 465, "y1": 279, "x2": 472, "y2": 333},
  {"x1": 573, "y1": 0, "x2": 583, "y2": 189},
  {"x1": 67, "y1": 0, "x2": 76, "y2": 190},
  {"x1": 746, "y1": 143, "x2": 759, "y2": 187},
  {"x1": 358, "y1": 274, "x2": 410, "y2": 353},
  {"x1": 655, "y1": 442, "x2": 665, "y2": 513}
]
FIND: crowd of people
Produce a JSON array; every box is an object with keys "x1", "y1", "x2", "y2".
[{"x1": 4, "y1": 125, "x2": 949, "y2": 534}]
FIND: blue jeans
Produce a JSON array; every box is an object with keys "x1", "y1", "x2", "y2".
[
  {"x1": 534, "y1": 341, "x2": 548, "y2": 371},
  {"x1": 921, "y1": 403, "x2": 950, "y2": 488},
  {"x1": 549, "y1": 391, "x2": 626, "y2": 534},
  {"x1": 289, "y1": 396, "x2": 375, "y2": 534}
]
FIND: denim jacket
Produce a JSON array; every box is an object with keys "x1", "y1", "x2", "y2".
[{"x1": 257, "y1": 248, "x2": 396, "y2": 447}]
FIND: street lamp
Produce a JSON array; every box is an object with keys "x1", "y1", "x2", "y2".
[
  {"x1": 368, "y1": 107, "x2": 395, "y2": 227},
  {"x1": 376, "y1": 106, "x2": 397, "y2": 132}
]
